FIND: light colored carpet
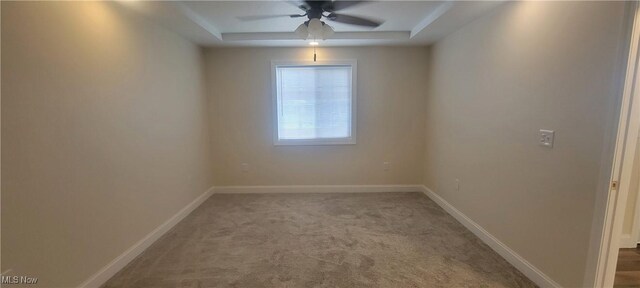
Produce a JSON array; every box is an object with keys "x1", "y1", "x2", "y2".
[{"x1": 103, "y1": 192, "x2": 537, "y2": 287}]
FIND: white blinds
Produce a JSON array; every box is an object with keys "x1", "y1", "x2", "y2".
[{"x1": 276, "y1": 65, "x2": 352, "y2": 140}]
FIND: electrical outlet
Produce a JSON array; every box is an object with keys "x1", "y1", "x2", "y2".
[
  {"x1": 539, "y1": 129, "x2": 555, "y2": 148},
  {"x1": 383, "y1": 162, "x2": 390, "y2": 171},
  {"x1": 241, "y1": 163, "x2": 249, "y2": 172}
]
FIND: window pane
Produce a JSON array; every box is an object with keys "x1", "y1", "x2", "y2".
[{"x1": 276, "y1": 65, "x2": 352, "y2": 140}]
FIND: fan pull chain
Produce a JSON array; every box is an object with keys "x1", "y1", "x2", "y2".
[{"x1": 313, "y1": 43, "x2": 317, "y2": 62}]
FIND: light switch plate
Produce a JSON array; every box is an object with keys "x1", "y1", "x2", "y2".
[{"x1": 539, "y1": 129, "x2": 555, "y2": 148}]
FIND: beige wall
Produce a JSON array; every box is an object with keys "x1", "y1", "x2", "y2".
[
  {"x1": 423, "y1": 1, "x2": 626, "y2": 287},
  {"x1": 205, "y1": 47, "x2": 427, "y2": 186},
  {"x1": 1, "y1": 2, "x2": 213, "y2": 287}
]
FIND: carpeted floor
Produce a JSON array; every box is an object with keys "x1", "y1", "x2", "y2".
[{"x1": 103, "y1": 192, "x2": 537, "y2": 288}]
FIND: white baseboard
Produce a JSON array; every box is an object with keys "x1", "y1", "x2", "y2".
[
  {"x1": 620, "y1": 234, "x2": 638, "y2": 248},
  {"x1": 78, "y1": 186, "x2": 215, "y2": 288},
  {"x1": 214, "y1": 184, "x2": 424, "y2": 194},
  {"x1": 420, "y1": 186, "x2": 561, "y2": 288}
]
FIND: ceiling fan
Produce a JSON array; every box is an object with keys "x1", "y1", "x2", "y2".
[{"x1": 237, "y1": 1, "x2": 384, "y2": 40}]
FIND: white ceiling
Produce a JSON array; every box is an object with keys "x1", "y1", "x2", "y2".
[
  {"x1": 117, "y1": 1, "x2": 505, "y2": 47},
  {"x1": 183, "y1": 1, "x2": 444, "y2": 33}
]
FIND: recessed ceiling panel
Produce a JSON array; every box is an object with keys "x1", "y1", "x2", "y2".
[
  {"x1": 183, "y1": 1, "x2": 445, "y2": 33},
  {"x1": 118, "y1": 1, "x2": 505, "y2": 46}
]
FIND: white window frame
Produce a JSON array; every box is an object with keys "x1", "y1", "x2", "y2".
[{"x1": 271, "y1": 60, "x2": 357, "y2": 146}]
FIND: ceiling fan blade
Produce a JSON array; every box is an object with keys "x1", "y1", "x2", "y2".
[
  {"x1": 326, "y1": 13, "x2": 382, "y2": 27},
  {"x1": 323, "y1": 1, "x2": 368, "y2": 12},
  {"x1": 237, "y1": 14, "x2": 305, "y2": 21},
  {"x1": 286, "y1": 1, "x2": 310, "y2": 11}
]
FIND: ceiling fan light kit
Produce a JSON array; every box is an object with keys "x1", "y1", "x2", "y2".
[
  {"x1": 294, "y1": 23, "x2": 309, "y2": 39},
  {"x1": 295, "y1": 19, "x2": 335, "y2": 41}
]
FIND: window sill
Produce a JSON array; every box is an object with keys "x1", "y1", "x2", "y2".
[{"x1": 274, "y1": 138, "x2": 356, "y2": 146}]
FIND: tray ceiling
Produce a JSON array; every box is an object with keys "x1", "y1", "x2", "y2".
[{"x1": 117, "y1": 1, "x2": 505, "y2": 47}]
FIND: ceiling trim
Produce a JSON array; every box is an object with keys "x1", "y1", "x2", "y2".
[
  {"x1": 222, "y1": 31, "x2": 410, "y2": 41},
  {"x1": 170, "y1": 1, "x2": 223, "y2": 40},
  {"x1": 410, "y1": 1, "x2": 454, "y2": 39}
]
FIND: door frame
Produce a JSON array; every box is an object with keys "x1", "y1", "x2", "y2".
[
  {"x1": 628, "y1": 135, "x2": 640, "y2": 247},
  {"x1": 588, "y1": 1, "x2": 640, "y2": 287},
  {"x1": 622, "y1": 125, "x2": 640, "y2": 249}
]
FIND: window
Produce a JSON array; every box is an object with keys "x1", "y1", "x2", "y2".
[{"x1": 272, "y1": 60, "x2": 357, "y2": 145}]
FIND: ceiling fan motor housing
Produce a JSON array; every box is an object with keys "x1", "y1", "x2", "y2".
[{"x1": 304, "y1": 1, "x2": 325, "y2": 20}]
